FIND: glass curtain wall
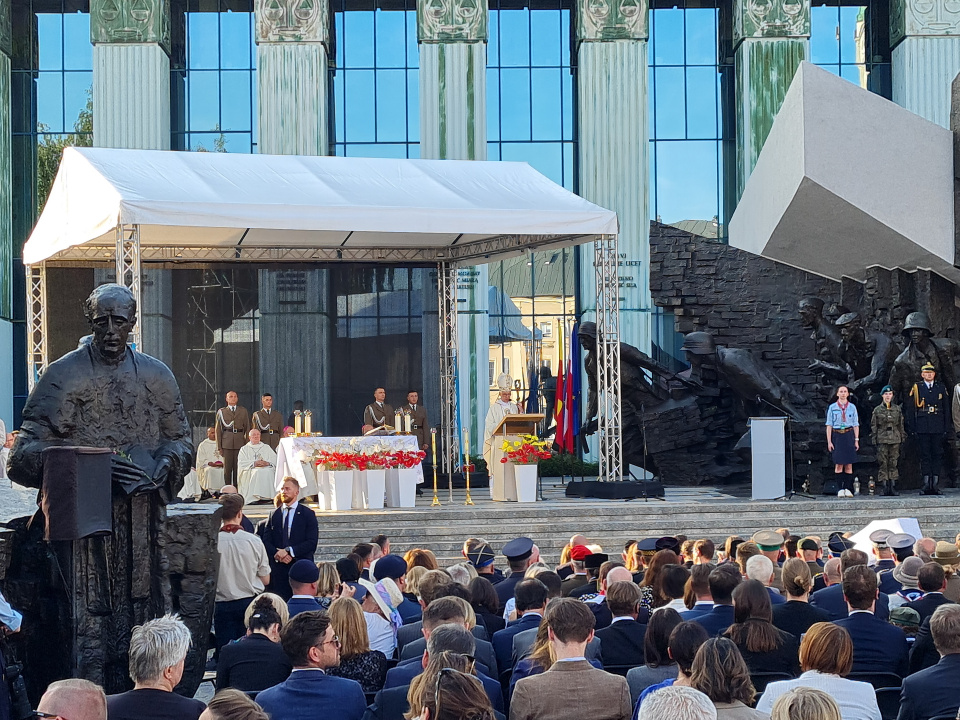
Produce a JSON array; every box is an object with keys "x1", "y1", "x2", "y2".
[{"x1": 810, "y1": 1, "x2": 890, "y2": 98}]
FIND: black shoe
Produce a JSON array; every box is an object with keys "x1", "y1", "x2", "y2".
[
  {"x1": 930, "y1": 476, "x2": 944, "y2": 496},
  {"x1": 889, "y1": 483, "x2": 899, "y2": 496}
]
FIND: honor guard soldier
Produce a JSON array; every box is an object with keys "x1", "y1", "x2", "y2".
[
  {"x1": 217, "y1": 391, "x2": 250, "y2": 486},
  {"x1": 495, "y1": 537, "x2": 539, "y2": 611},
  {"x1": 878, "y1": 532, "x2": 917, "y2": 595},
  {"x1": 827, "y1": 532, "x2": 855, "y2": 557},
  {"x1": 907, "y1": 363, "x2": 951, "y2": 496},
  {"x1": 363, "y1": 387, "x2": 393, "y2": 432},
  {"x1": 869, "y1": 529, "x2": 896, "y2": 571},
  {"x1": 253, "y1": 393, "x2": 284, "y2": 451},
  {"x1": 871, "y1": 385, "x2": 906, "y2": 496},
  {"x1": 400, "y1": 390, "x2": 429, "y2": 452}
]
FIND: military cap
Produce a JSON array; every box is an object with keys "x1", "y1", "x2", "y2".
[
  {"x1": 881, "y1": 385, "x2": 893, "y2": 394},
  {"x1": 373, "y1": 554, "x2": 408, "y2": 581},
  {"x1": 570, "y1": 545, "x2": 592, "y2": 562},
  {"x1": 584, "y1": 553, "x2": 608, "y2": 570},
  {"x1": 889, "y1": 606, "x2": 921, "y2": 629},
  {"x1": 466, "y1": 542, "x2": 496, "y2": 568},
  {"x1": 752, "y1": 530, "x2": 785, "y2": 552},
  {"x1": 835, "y1": 312, "x2": 861, "y2": 327},
  {"x1": 637, "y1": 538, "x2": 659, "y2": 554},
  {"x1": 502, "y1": 537, "x2": 534, "y2": 561},
  {"x1": 921, "y1": 363, "x2": 936, "y2": 373},
  {"x1": 680, "y1": 332, "x2": 715, "y2": 355},
  {"x1": 289, "y1": 559, "x2": 320, "y2": 584},
  {"x1": 887, "y1": 533, "x2": 915, "y2": 551},
  {"x1": 827, "y1": 532, "x2": 855, "y2": 554},
  {"x1": 798, "y1": 537, "x2": 820, "y2": 552},
  {"x1": 656, "y1": 537, "x2": 681, "y2": 553},
  {"x1": 869, "y1": 529, "x2": 893, "y2": 548}
]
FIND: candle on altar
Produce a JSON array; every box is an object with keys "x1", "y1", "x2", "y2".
[
  {"x1": 395, "y1": 411, "x2": 402, "y2": 433},
  {"x1": 294, "y1": 410, "x2": 302, "y2": 435},
  {"x1": 431, "y1": 428, "x2": 437, "y2": 464},
  {"x1": 304, "y1": 411, "x2": 312, "y2": 435},
  {"x1": 405, "y1": 413, "x2": 412, "y2": 433}
]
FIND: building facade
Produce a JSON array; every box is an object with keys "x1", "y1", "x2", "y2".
[{"x1": 2, "y1": 0, "x2": 954, "y2": 445}]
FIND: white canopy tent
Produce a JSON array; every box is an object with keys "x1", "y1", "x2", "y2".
[{"x1": 24, "y1": 147, "x2": 624, "y2": 483}]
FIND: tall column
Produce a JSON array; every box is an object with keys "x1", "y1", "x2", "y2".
[
  {"x1": 891, "y1": 1, "x2": 960, "y2": 128},
  {"x1": 418, "y1": 0, "x2": 489, "y2": 448},
  {"x1": 255, "y1": 0, "x2": 331, "y2": 428},
  {"x1": 0, "y1": 0, "x2": 12, "y2": 428},
  {"x1": 91, "y1": 0, "x2": 173, "y2": 365},
  {"x1": 576, "y1": 0, "x2": 650, "y2": 353},
  {"x1": 733, "y1": 0, "x2": 810, "y2": 199}
]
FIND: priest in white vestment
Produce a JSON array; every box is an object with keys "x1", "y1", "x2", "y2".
[
  {"x1": 196, "y1": 426, "x2": 225, "y2": 491},
  {"x1": 483, "y1": 373, "x2": 521, "y2": 468},
  {"x1": 237, "y1": 428, "x2": 278, "y2": 503},
  {"x1": 177, "y1": 468, "x2": 202, "y2": 500}
]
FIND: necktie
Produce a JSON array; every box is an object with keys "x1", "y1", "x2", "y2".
[
  {"x1": 412, "y1": 405, "x2": 416, "y2": 411},
  {"x1": 281, "y1": 507, "x2": 290, "y2": 546},
  {"x1": 230, "y1": 406, "x2": 236, "y2": 412}
]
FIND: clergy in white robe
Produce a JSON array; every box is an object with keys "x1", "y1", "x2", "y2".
[
  {"x1": 196, "y1": 426, "x2": 225, "y2": 491},
  {"x1": 177, "y1": 468, "x2": 202, "y2": 500},
  {"x1": 483, "y1": 386, "x2": 521, "y2": 468},
  {"x1": 237, "y1": 429, "x2": 278, "y2": 503}
]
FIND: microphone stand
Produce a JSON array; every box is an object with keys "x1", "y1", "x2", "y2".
[
  {"x1": 626, "y1": 403, "x2": 665, "y2": 502},
  {"x1": 753, "y1": 395, "x2": 813, "y2": 501}
]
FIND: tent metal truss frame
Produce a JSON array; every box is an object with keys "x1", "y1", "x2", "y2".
[{"x1": 594, "y1": 234, "x2": 623, "y2": 482}]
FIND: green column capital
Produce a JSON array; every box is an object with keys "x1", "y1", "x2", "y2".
[
  {"x1": 90, "y1": 0, "x2": 170, "y2": 52},
  {"x1": 0, "y1": 0, "x2": 10, "y2": 57},
  {"x1": 576, "y1": 0, "x2": 647, "y2": 42},
  {"x1": 891, "y1": 0, "x2": 960, "y2": 47},
  {"x1": 417, "y1": 0, "x2": 488, "y2": 43},
  {"x1": 256, "y1": 0, "x2": 329, "y2": 44},
  {"x1": 733, "y1": 0, "x2": 810, "y2": 47}
]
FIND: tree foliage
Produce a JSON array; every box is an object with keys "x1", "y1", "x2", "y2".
[{"x1": 37, "y1": 90, "x2": 93, "y2": 211}]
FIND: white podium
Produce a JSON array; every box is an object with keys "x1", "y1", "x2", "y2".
[
  {"x1": 750, "y1": 416, "x2": 786, "y2": 500},
  {"x1": 490, "y1": 414, "x2": 544, "y2": 502}
]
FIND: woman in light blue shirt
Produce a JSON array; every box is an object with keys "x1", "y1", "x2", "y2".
[{"x1": 825, "y1": 386, "x2": 859, "y2": 498}]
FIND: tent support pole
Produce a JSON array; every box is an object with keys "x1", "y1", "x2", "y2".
[
  {"x1": 595, "y1": 233, "x2": 623, "y2": 482},
  {"x1": 26, "y1": 262, "x2": 48, "y2": 391},
  {"x1": 438, "y1": 260, "x2": 459, "y2": 500},
  {"x1": 116, "y1": 224, "x2": 143, "y2": 350}
]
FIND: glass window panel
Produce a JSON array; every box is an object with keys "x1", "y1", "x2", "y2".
[
  {"x1": 502, "y1": 142, "x2": 562, "y2": 186},
  {"x1": 840, "y1": 6, "x2": 865, "y2": 65},
  {"x1": 499, "y1": 68, "x2": 531, "y2": 141},
  {"x1": 344, "y1": 69, "x2": 376, "y2": 142},
  {"x1": 408, "y1": 143, "x2": 420, "y2": 158},
  {"x1": 841, "y1": 63, "x2": 865, "y2": 87},
  {"x1": 344, "y1": 11, "x2": 375, "y2": 67},
  {"x1": 488, "y1": 10, "x2": 500, "y2": 66},
  {"x1": 654, "y1": 66, "x2": 685, "y2": 140},
  {"x1": 220, "y1": 11, "x2": 252, "y2": 69},
  {"x1": 220, "y1": 70, "x2": 251, "y2": 131},
  {"x1": 656, "y1": 140, "x2": 719, "y2": 224},
  {"x1": 221, "y1": 132, "x2": 253, "y2": 153},
  {"x1": 37, "y1": 14, "x2": 63, "y2": 72},
  {"x1": 648, "y1": 64, "x2": 655, "y2": 132},
  {"x1": 376, "y1": 69, "x2": 407, "y2": 142},
  {"x1": 531, "y1": 68, "x2": 561, "y2": 141},
  {"x1": 561, "y1": 70, "x2": 573, "y2": 140},
  {"x1": 560, "y1": 9, "x2": 570, "y2": 63},
  {"x1": 335, "y1": 12, "x2": 345, "y2": 67},
  {"x1": 531, "y1": 10, "x2": 560, "y2": 67},
  {"x1": 810, "y1": 6, "x2": 839, "y2": 65},
  {"x1": 562, "y1": 141, "x2": 573, "y2": 190},
  {"x1": 334, "y1": 73, "x2": 346, "y2": 143},
  {"x1": 487, "y1": 69, "x2": 501, "y2": 141},
  {"x1": 63, "y1": 71, "x2": 92, "y2": 131},
  {"x1": 684, "y1": 8, "x2": 716, "y2": 67},
  {"x1": 188, "y1": 13, "x2": 220, "y2": 69},
  {"x1": 188, "y1": 70, "x2": 221, "y2": 131},
  {"x1": 653, "y1": 8, "x2": 684, "y2": 66},
  {"x1": 375, "y1": 10, "x2": 406, "y2": 67},
  {"x1": 407, "y1": 69, "x2": 419, "y2": 141},
  {"x1": 499, "y1": 10, "x2": 530, "y2": 67},
  {"x1": 406, "y1": 11, "x2": 418, "y2": 66},
  {"x1": 685, "y1": 66, "x2": 717, "y2": 139},
  {"x1": 487, "y1": 141, "x2": 501, "y2": 160},
  {"x1": 190, "y1": 132, "x2": 224, "y2": 151},
  {"x1": 648, "y1": 139, "x2": 656, "y2": 214},
  {"x1": 63, "y1": 13, "x2": 92, "y2": 71},
  {"x1": 36, "y1": 72, "x2": 64, "y2": 132}
]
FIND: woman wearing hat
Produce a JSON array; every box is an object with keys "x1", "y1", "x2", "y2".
[
  {"x1": 825, "y1": 385, "x2": 859, "y2": 498},
  {"x1": 870, "y1": 386, "x2": 905, "y2": 496},
  {"x1": 932, "y1": 541, "x2": 960, "y2": 602}
]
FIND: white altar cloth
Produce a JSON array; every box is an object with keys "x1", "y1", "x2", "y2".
[{"x1": 276, "y1": 435, "x2": 424, "y2": 491}]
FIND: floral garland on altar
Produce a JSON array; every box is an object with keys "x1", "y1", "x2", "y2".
[{"x1": 313, "y1": 445, "x2": 426, "y2": 471}]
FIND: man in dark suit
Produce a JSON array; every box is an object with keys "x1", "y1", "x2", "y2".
[
  {"x1": 559, "y1": 545, "x2": 591, "y2": 596},
  {"x1": 257, "y1": 611, "x2": 366, "y2": 720},
  {"x1": 905, "y1": 562, "x2": 954, "y2": 623},
  {"x1": 694, "y1": 564, "x2": 741, "y2": 636},
  {"x1": 834, "y1": 565, "x2": 909, "y2": 676},
  {"x1": 567, "y1": 553, "x2": 605, "y2": 599},
  {"x1": 811, "y1": 549, "x2": 890, "y2": 621},
  {"x1": 216, "y1": 390, "x2": 250, "y2": 486},
  {"x1": 492, "y1": 578, "x2": 546, "y2": 670},
  {"x1": 396, "y1": 573, "x2": 488, "y2": 653},
  {"x1": 680, "y1": 563, "x2": 715, "y2": 620},
  {"x1": 382, "y1": 624, "x2": 503, "y2": 712},
  {"x1": 398, "y1": 596, "x2": 498, "y2": 677},
  {"x1": 262, "y1": 476, "x2": 319, "y2": 600},
  {"x1": 897, "y1": 604, "x2": 960, "y2": 720},
  {"x1": 595, "y1": 579, "x2": 646, "y2": 667},
  {"x1": 495, "y1": 537, "x2": 540, "y2": 612},
  {"x1": 287, "y1": 559, "x2": 324, "y2": 617}
]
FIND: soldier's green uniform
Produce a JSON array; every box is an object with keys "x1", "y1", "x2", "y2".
[{"x1": 871, "y1": 395, "x2": 905, "y2": 495}]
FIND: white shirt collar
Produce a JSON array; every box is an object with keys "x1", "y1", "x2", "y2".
[
  {"x1": 556, "y1": 657, "x2": 586, "y2": 663},
  {"x1": 284, "y1": 500, "x2": 299, "y2": 512},
  {"x1": 610, "y1": 615, "x2": 634, "y2": 624}
]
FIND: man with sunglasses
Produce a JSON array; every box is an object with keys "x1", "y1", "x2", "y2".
[
  {"x1": 35, "y1": 679, "x2": 107, "y2": 720},
  {"x1": 256, "y1": 610, "x2": 366, "y2": 720}
]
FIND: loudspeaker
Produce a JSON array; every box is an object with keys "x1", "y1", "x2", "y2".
[{"x1": 41, "y1": 446, "x2": 113, "y2": 541}]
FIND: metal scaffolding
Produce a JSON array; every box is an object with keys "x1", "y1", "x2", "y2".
[
  {"x1": 26, "y1": 263, "x2": 48, "y2": 392},
  {"x1": 115, "y1": 225, "x2": 143, "y2": 351},
  {"x1": 437, "y1": 261, "x2": 460, "y2": 501},
  {"x1": 594, "y1": 234, "x2": 623, "y2": 482}
]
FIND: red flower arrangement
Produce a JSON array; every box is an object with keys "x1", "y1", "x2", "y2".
[
  {"x1": 315, "y1": 449, "x2": 425, "y2": 470},
  {"x1": 315, "y1": 450, "x2": 357, "y2": 471},
  {"x1": 500, "y1": 435, "x2": 552, "y2": 465},
  {"x1": 392, "y1": 450, "x2": 427, "y2": 469}
]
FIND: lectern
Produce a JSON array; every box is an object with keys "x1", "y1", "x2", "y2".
[{"x1": 491, "y1": 413, "x2": 544, "y2": 501}]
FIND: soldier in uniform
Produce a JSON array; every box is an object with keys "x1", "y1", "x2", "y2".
[
  {"x1": 362, "y1": 387, "x2": 394, "y2": 432},
  {"x1": 216, "y1": 391, "x2": 250, "y2": 486},
  {"x1": 878, "y1": 532, "x2": 917, "y2": 595},
  {"x1": 253, "y1": 392, "x2": 284, "y2": 451},
  {"x1": 906, "y1": 363, "x2": 951, "y2": 496},
  {"x1": 399, "y1": 390, "x2": 428, "y2": 452},
  {"x1": 871, "y1": 385, "x2": 906, "y2": 496},
  {"x1": 869, "y1": 530, "x2": 896, "y2": 571}
]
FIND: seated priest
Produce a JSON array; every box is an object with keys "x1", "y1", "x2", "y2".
[
  {"x1": 237, "y1": 429, "x2": 278, "y2": 504},
  {"x1": 197, "y1": 426, "x2": 225, "y2": 492},
  {"x1": 177, "y1": 465, "x2": 202, "y2": 501}
]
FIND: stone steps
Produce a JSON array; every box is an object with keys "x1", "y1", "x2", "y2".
[{"x1": 245, "y1": 489, "x2": 960, "y2": 565}]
